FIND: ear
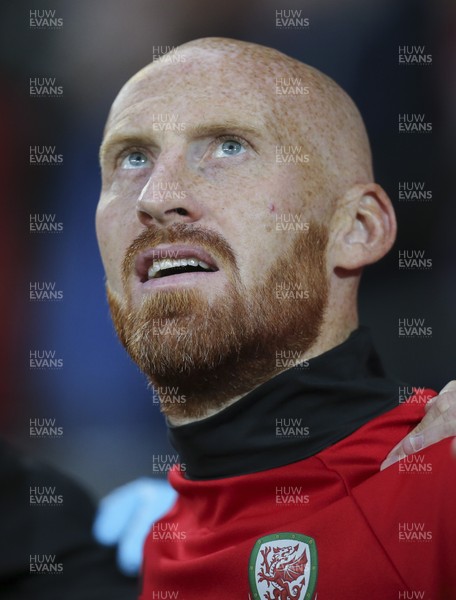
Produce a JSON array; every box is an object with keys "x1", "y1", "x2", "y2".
[{"x1": 327, "y1": 183, "x2": 397, "y2": 271}]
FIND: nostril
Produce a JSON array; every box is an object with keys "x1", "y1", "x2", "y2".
[
  {"x1": 174, "y1": 208, "x2": 188, "y2": 216},
  {"x1": 137, "y1": 210, "x2": 154, "y2": 226}
]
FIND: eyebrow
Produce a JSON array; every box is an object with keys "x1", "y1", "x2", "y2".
[
  {"x1": 99, "y1": 120, "x2": 266, "y2": 164},
  {"x1": 99, "y1": 134, "x2": 150, "y2": 165},
  {"x1": 186, "y1": 121, "x2": 264, "y2": 139}
]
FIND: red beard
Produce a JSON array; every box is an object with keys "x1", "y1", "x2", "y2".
[{"x1": 108, "y1": 223, "x2": 329, "y2": 421}]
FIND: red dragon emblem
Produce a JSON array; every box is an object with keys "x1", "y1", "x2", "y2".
[
  {"x1": 249, "y1": 534, "x2": 318, "y2": 600},
  {"x1": 258, "y1": 543, "x2": 307, "y2": 599}
]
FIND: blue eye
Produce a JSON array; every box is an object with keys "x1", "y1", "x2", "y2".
[
  {"x1": 214, "y1": 139, "x2": 246, "y2": 158},
  {"x1": 122, "y1": 151, "x2": 149, "y2": 169}
]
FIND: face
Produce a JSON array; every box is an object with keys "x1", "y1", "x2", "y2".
[{"x1": 96, "y1": 46, "x2": 329, "y2": 420}]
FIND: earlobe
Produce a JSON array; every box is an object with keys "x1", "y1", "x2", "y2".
[{"x1": 331, "y1": 183, "x2": 397, "y2": 271}]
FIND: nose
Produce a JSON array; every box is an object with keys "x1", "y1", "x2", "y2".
[{"x1": 136, "y1": 157, "x2": 203, "y2": 227}]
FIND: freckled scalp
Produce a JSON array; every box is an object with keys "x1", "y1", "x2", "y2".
[{"x1": 104, "y1": 37, "x2": 373, "y2": 201}]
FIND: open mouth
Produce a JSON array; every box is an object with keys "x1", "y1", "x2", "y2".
[
  {"x1": 147, "y1": 257, "x2": 217, "y2": 279},
  {"x1": 135, "y1": 245, "x2": 220, "y2": 284}
]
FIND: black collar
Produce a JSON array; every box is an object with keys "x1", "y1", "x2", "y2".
[{"x1": 168, "y1": 327, "x2": 401, "y2": 480}]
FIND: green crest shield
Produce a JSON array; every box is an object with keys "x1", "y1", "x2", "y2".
[{"x1": 249, "y1": 532, "x2": 318, "y2": 600}]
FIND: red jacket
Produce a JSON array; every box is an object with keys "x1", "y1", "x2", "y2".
[{"x1": 140, "y1": 394, "x2": 456, "y2": 599}]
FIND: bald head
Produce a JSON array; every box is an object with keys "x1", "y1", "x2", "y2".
[{"x1": 105, "y1": 37, "x2": 373, "y2": 205}]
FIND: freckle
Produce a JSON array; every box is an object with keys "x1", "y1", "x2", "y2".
[{"x1": 268, "y1": 203, "x2": 276, "y2": 212}]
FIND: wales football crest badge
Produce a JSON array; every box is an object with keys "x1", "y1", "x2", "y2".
[{"x1": 249, "y1": 532, "x2": 318, "y2": 600}]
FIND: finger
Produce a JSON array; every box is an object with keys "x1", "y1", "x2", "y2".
[
  {"x1": 384, "y1": 393, "x2": 456, "y2": 468},
  {"x1": 381, "y1": 417, "x2": 456, "y2": 470},
  {"x1": 424, "y1": 380, "x2": 456, "y2": 412},
  {"x1": 381, "y1": 437, "x2": 421, "y2": 471},
  {"x1": 439, "y1": 380, "x2": 456, "y2": 395},
  {"x1": 414, "y1": 391, "x2": 455, "y2": 433}
]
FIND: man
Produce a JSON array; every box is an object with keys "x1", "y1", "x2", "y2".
[{"x1": 96, "y1": 38, "x2": 455, "y2": 599}]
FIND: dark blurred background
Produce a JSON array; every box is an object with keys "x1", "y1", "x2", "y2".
[{"x1": 1, "y1": 0, "x2": 455, "y2": 497}]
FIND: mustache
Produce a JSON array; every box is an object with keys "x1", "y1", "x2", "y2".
[{"x1": 122, "y1": 223, "x2": 239, "y2": 283}]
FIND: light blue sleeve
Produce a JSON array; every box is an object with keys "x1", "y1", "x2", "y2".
[{"x1": 93, "y1": 477, "x2": 177, "y2": 576}]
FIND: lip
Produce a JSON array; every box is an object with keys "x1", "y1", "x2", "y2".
[
  {"x1": 141, "y1": 269, "x2": 220, "y2": 291},
  {"x1": 135, "y1": 244, "x2": 220, "y2": 285}
]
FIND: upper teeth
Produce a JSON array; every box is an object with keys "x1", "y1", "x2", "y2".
[{"x1": 147, "y1": 257, "x2": 212, "y2": 279}]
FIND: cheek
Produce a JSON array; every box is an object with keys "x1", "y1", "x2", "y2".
[
  {"x1": 96, "y1": 196, "x2": 138, "y2": 293},
  {"x1": 232, "y1": 170, "x2": 314, "y2": 284},
  {"x1": 227, "y1": 205, "x2": 292, "y2": 286},
  {"x1": 111, "y1": 172, "x2": 150, "y2": 199}
]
